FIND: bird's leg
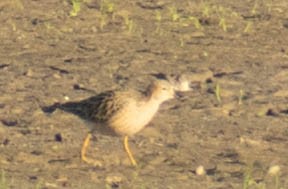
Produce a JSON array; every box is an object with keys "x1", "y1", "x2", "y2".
[
  {"x1": 81, "y1": 132, "x2": 92, "y2": 162},
  {"x1": 124, "y1": 136, "x2": 137, "y2": 166},
  {"x1": 81, "y1": 132, "x2": 102, "y2": 166}
]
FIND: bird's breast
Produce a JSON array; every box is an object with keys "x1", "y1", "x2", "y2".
[{"x1": 108, "y1": 101, "x2": 160, "y2": 136}]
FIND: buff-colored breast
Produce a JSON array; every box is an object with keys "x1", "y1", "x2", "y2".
[{"x1": 108, "y1": 99, "x2": 161, "y2": 136}]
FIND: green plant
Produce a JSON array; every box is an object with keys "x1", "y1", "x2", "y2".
[
  {"x1": 243, "y1": 167, "x2": 255, "y2": 189},
  {"x1": 169, "y1": 6, "x2": 180, "y2": 22},
  {"x1": 100, "y1": 0, "x2": 115, "y2": 14},
  {"x1": 126, "y1": 19, "x2": 135, "y2": 34},
  {"x1": 155, "y1": 10, "x2": 164, "y2": 35},
  {"x1": 251, "y1": 0, "x2": 258, "y2": 15},
  {"x1": 100, "y1": 14, "x2": 108, "y2": 30},
  {"x1": 238, "y1": 89, "x2": 245, "y2": 105},
  {"x1": 218, "y1": 17, "x2": 227, "y2": 32},
  {"x1": 243, "y1": 165, "x2": 284, "y2": 189},
  {"x1": 244, "y1": 21, "x2": 253, "y2": 33},
  {"x1": 122, "y1": 14, "x2": 136, "y2": 34},
  {"x1": 188, "y1": 16, "x2": 202, "y2": 29},
  {"x1": 202, "y1": 5, "x2": 240, "y2": 32},
  {"x1": 215, "y1": 83, "x2": 221, "y2": 103},
  {"x1": 70, "y1": 0, "x2": 82, "y2": 17},
  {"x1": 155, "y1": 10, "x2": 162, "y2": 22},
  {"x1": 201, "y1": 3, "x2": 211, "y2": 17},
  {"x1": 35, "y1": 180, "x2": 43, "y2": 189},
  {"x1": 179, "y1": 37, "x2": 184, "y2": 47},
  {"x1": 98, "y1": 0, "x2": 116, "y2": 30},
  {"x1": 0, "y1": 170, "x2": 8, "y2": 189}
]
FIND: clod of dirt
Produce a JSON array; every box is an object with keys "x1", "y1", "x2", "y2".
[
  {"x1": 206, "y1": 78, "x2": 213, "y2": 84},
  {"x1": 105, "y1": 175, "x2": 123, "y2": 188},
  {"x1": 31, "y1": 150, "x2": 42, "y2": 156},
  {"x1": 213, "y1": 71, "x2": 243, "y2": 78},
  {"x1": 28, "y1": 175, "x2": 38, "y2": 181},
  {"x1": 85, "y1": 1, "x2": 100, "y2": 9},
  {"x1": 136, "y1": 1, "x2": 165, "y2": 9},
  {"x1": 49, "y1": 66, "x2": 69, "y2": 74},
  {"x1": 0, "y1": 64, "x2": 9, "y2": 69},
  {"x1": 216, "y1": 149, "x2": 241, "y2": 164},
  {"x1": 1, "y1": 119, "x2": 18, "y2": 127},
  {"x1": 206, "y1": 165, "x2": 218, "y2": 176},
  {"x1": 266, "y1": 108, "x2": 278, "y2": 117},
  {"x1": 2, "y1": 138, "x2": 9, "y2": 146},
  {"x1": 283, "y1": 19, "x2": 288, "y2": 29},
  {"x1": 73, "y1": 84, "x2": 85, "y2": 90},
  {"x1": 280, "y1": 109, "x2": 288, "y2": 114},
  {"x1": 54, "y1": 133, "x2": 63, "y2": 142}
]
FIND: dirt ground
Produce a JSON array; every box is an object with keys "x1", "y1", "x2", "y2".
[{"x1": 0, "y1": 0, "x2": 288, "y2": 188}]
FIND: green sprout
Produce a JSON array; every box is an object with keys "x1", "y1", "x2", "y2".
[
  {"x1": 126, "y1": 18, "x2": 135, "y2": 34},
  {"x1": 243, "y1": 167, "x2": 256, "y2": 189},
  {"x1": 244, "y1": 21, "x2": 253, "y2": 33},
  {"x1": 238, "y1": 89, "x2": 244, "y2": 105},
  {"x1": 155, "y1": 10, "x2": 162, "y2": 22},
  {"x1": 251, "y1": 0, "x2": 258, "y2": 15},
  {"x1": 169, "y1": 6, "x2": 180, "y2": 22},
  {"x1": 188, "y1": 16, "x2": 202, "y2": 29},
  {"x1": 70, "y1": 0, "x2": 81, "y2": 17},
  {"x1": 179, "y1": 37, "x2": 184, "y2": 47},
  {"x1": 98, "y1": 0, "x2": 115, "y2": 30},
  {"x1": 100, "y1": 0, "x2": 115, "y2": 14},
  {"x1": 0, "y1": 170, "x2": 8, "y2": 189},
  {"x1": 155, "y1": 10, "x2": 164, "y2": 35},
  {"x1": 215, "y1": 5, "x2": 240, "y2": 32},
  {"x1": 202, "y1": 4, "x2": 210, "y2": 17},
  {"x1": 218, "y1": 17, "x2": 227, "y2": 32},
  {"x1": 100, "y1": 14, "x2": 107, "y2": 30},
  {"x1": 215, "y1": 83, "x2": 222, "y2": 103}
]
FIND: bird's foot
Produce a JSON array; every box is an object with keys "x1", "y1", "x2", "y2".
[{"x1": 82, "y1": 156, "x2": 103, "y2": 167}]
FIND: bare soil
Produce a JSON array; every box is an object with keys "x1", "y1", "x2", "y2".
[{"x1": 0, "y1": 0, "x2": 288, "y2": 188}]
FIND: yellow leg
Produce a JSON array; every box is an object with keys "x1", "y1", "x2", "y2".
[
  {"x1": 81, "y1": 133, "x2": 92, "y2": 163},
  {"x1": 81, "y1": 133, "x2": 102, "y2": 166},
  {"x1": 124, "y1": 136, "x2": 137, "y2": 166}
]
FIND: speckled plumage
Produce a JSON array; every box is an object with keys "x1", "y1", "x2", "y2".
[
  {"x1": 78, "y1": 79, "x2": 175, "y2": 136},
  {"x1": 51, "y1": 76, "x2": 192, "y2": 166}
]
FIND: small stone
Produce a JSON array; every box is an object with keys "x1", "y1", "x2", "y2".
[
  {"x1": 53, "y1": 73, "x2": 61, "y2": 79},
  {"x1": 196, "y1": 165, "x2": 206, "y2": 176},
  {"x1": 54, "y1": 133, "x2": 62, "y2": 142},
  {"x1": 64, "y1": 96, "x2": 70, "y2": 101},
  {"x1": 25, "y1": 69, "x2": 34, "y2": 77},
  {"x1": 29, "y1": 175, "x2": 38, "y2": 180},
  {"x1": 2, "y1": 138, "x2": 9, "y2": 145},
  {"x1": 1, "y1": 119, "x2": 18, "y2": 127},
  {"x1": 268, "y1": 165, "x2": 280, "y2": 176}
]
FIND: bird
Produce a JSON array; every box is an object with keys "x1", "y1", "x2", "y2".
[{"x1": 44, "y1": 75, "x2": 192, "y2": 166}]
